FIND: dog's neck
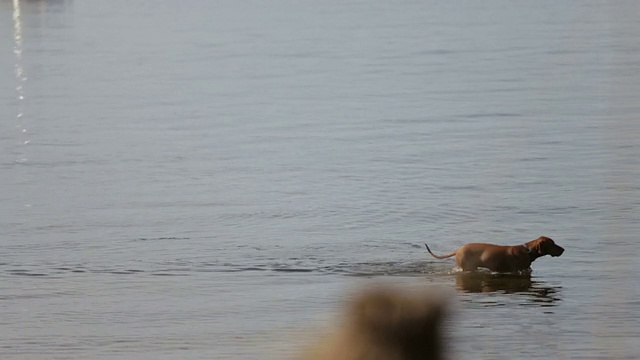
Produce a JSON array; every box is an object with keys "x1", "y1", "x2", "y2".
[{"x1": 523, "y1": 244, "x2": 538, "y2": 262}]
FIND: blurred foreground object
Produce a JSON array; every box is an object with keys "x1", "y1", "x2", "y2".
[{"x1": 300, "y1": 285, "x2": 448, "y2": 360}]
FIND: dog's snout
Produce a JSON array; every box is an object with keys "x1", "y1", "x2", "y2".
[{"x1": 554, "y1": 246, "x2": 565, "y2": 257}]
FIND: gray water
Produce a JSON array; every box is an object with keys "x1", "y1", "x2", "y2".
[{"x1": 1, "y1": 0, "x2": 640, "y2": 359}]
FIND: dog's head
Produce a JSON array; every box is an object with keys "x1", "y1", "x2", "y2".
[{"x1": 532, "y1": 236, "x2": 564, "y2": 257}]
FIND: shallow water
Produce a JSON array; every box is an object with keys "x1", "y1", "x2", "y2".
[{"x1": 1, "y1": 0, "x2": 640, "y2": 359}]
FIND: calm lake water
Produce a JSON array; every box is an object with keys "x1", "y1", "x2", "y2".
[{"x1": 1, "y1": 0, "x2": 639, "y2": 359}]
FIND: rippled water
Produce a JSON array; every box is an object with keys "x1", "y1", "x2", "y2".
[{"x1": 1, "y1": 0, "x2": 640, "y2": 359}]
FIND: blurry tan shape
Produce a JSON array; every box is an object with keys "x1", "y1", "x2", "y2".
[{"x1": 300, "y1": 286, "x2": 447, "y2": 360}]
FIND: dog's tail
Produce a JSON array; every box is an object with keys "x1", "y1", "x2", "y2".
[{"x1": 424, "y1": 244, "x2": 457, "y2": 259}]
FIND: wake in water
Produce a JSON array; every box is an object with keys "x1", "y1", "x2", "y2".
[{"x1": 0, "y1": 258, "x2": 452, "y2": 278}]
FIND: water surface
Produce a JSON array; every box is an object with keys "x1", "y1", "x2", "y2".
[{"x1": 1, "y1": 0, "x2": 639, "y2": 359}]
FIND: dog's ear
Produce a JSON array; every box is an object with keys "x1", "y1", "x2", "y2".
[
  {"x1": 538, "y1": 237, "x2": 558, "y2": 255},
  {"x1": 532, "y1": 238, "x2": 546, "y2": 255}
]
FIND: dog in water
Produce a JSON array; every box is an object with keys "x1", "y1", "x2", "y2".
[
  {"x1": 425, "y1": 236, "x2": 564, "y2": 272},
  {"x1": 299, "y1": 286, "x2": 448, "y2": 360}
]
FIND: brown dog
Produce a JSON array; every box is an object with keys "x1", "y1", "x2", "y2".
[
  {"x1": 299, "y1": 286, "x2": 447, "y2": 360},
  {"x1": 425, "y1": 236, "x2": 564, "y2": 272}
]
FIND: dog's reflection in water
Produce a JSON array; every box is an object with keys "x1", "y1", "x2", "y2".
[
  {"x1": 455, "y1": 272, "x2": 533, "y2": 293},
  {"x1": 299, "y1": 286, "x2": 448, "y2": 360},
  {"x1": 455, "y1": 272, "x2": 562, "y2": 305}
]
